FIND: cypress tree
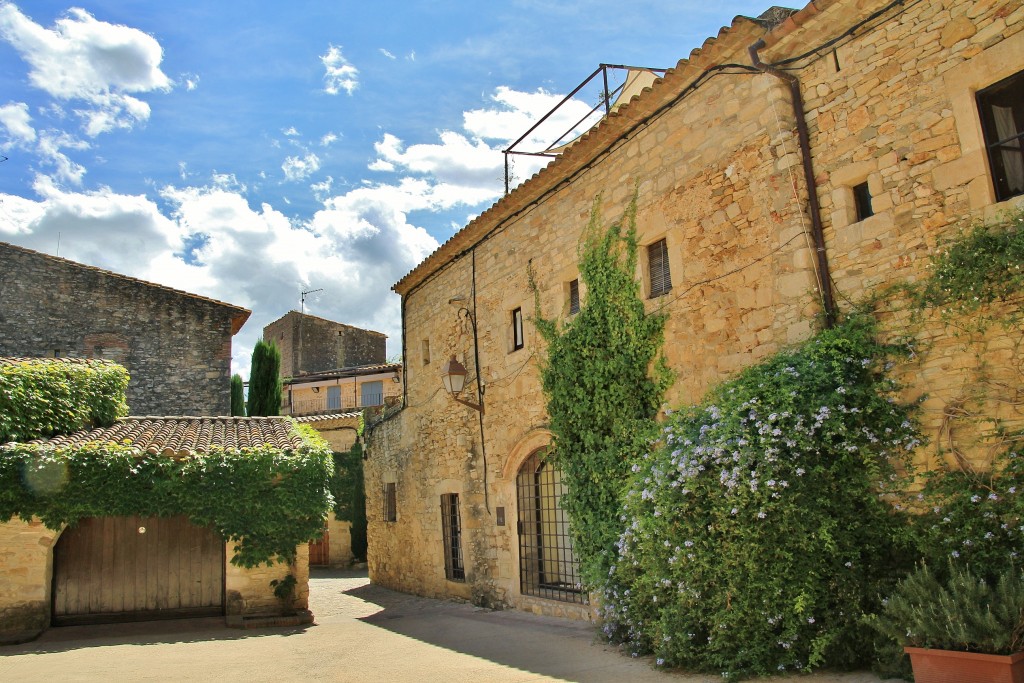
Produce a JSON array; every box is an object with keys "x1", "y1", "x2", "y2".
[
  {"x1": 230, "y1": 373, "x2": 246, "y2": 416},
  {"x1": 246, "y1": 339, "x2": 282, "y2": 417}
]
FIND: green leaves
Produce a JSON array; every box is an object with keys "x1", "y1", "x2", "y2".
[
  {"x1": 533, "y1": 190, "x2": 669, "y2": 588},
  {"x1": 871, "y1": 562, "x2": 1024, "y2": 655},
  {"x1": 0, "y1": 429, "x2": 333, "y2": 568},
  {"x1": 0, "y1": 359, "x2": 129, "y2": 443},
  {"x1": 604, "y1": 314, "x2": 921, "y2": 678}
]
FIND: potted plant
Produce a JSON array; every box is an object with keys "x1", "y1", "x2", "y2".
[{"x1": 871, "y1": 561, "x2": 1024, "y2": 683}]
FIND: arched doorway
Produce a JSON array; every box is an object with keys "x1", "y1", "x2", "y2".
[
  {"x1": 51, "y1": 515, "x2": 225, "y2": 625},
  {"x1": 515, "y1": 450, "x2": 585, "y2": 604}
]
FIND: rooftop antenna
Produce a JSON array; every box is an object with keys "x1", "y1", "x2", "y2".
[{"x1": 301, "y1": 288, "x2": 323, "y2": 315}]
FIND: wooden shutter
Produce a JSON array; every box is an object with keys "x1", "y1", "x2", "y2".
[{"x1": 648, "y1": 239, "x2": 672, "y2": 297}]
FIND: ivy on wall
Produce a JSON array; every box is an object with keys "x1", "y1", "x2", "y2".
[
  {"x1": 0, "y1": 423, "x2": 334, "y2": 568},
  {"x1": 330, "y1": 442, "x2": 368, "y2": 561},
  {"x1": 532, "y1": 191, "x2": 671, "y2": 586},
  {"x1": 0, "y1": 359, "x2": 129, "y2": 443}
]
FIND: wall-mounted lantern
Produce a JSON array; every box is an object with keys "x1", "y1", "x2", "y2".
[{"x1": 441, "y1": 356, "x2": 483, "y2": 413}]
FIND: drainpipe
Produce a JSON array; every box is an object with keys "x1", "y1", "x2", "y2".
[{"x1": 749, "y1": 38, "x2": 836, "y2": 328}]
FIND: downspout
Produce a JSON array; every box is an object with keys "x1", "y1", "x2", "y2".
[
  {"x1": 400, "y1": 296, "x2": 408, "y2": 406},
  {"x1": 749, "y1": 38, "x2": 837, "y2": 328},
  {"x1": 470, "y1": 248, "x2": 490, "y2": 514}
]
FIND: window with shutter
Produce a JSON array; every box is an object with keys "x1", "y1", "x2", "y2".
[
  {"x1": 440, "y1": 493, "x2": 465, "y2": 581},
  {"x1": 647, "y1": 239, "x2": 672, "y2": 298},
  {"x1": 568, "y1": 279, "x2": 580, "y2": 315}
]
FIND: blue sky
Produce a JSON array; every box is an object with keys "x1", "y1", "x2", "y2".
[{"x1": 0, "y1": 1, "x2": 769, "y2": 378}]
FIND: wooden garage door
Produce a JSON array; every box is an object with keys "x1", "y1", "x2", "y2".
[{"x1": 52, "y1": 515, "x2": 225, "y2": 625}]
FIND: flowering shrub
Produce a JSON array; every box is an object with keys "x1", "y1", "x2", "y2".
[
  {"x1": 601, "y1": 315, "x2": 921, "y2": 678},
  {"x1": 914, "y1": 447, "x2": 1023, "y2": 582}
]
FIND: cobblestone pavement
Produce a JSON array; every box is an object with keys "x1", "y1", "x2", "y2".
[{"x1": 0, "y1": 568, "x2": 903, "y2": 682}]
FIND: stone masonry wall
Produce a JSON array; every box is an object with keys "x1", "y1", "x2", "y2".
[
  {"x1": 265, "y1": 311, "x2": 386, "y2": 378},
  {"x1": 366, "y1": 0, "x2": 1024, "y2": 618},
  {"x1": 0, "y1": 243, "x2": 243, "y2": 416}
]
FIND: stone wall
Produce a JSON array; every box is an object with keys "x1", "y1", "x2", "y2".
[
  {"x1": 366, "y1": 0, "x2": 1024, "y2": 618},
  {"x1": 0, "y1": 518, "x2": 308, "y2": 643},
  {"x1": 0, "y1": 243, "x2": 247, "y2": 416},
  {"x1": 264, "y1": 311, "x2": 386, "y2": 378}
]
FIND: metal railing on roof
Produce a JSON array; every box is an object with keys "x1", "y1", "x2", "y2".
[{"x1": 503, "y1": 63, "x2": 668, "y2": 195}]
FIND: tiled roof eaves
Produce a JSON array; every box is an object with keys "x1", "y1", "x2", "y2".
[
  {"x1": 392, "y1": 6, "x2": 820, "y2": 296},
  {"x1": 287, "y1": 362, "x2": 401, "y2": 383},
  {"x1": 5, "y1": 416, "x2": 306, "y2": 455},
  {"x1": 1, "y1": 241, "x2": 251, "y2": 334}
]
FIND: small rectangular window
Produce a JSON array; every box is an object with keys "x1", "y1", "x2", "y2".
[
  {"x1": 647, "y1": 239, "x2": 672, "y2": 298},
  {"x1": 384, "y1": 483, "x2": 397, "y2": 522},
  {"x1": 568, "y1": 279, "x2": 580, "y2": 315},
  {"x1": 853, "y1": 182, "x2": 874, "y2": 221},
  {"x1": 978, "y1": 71, "x2": 1024, "y2": 202},
  {"x1": 512, "y1": 308, "x2": 524, "y2": 351},
  {"x1": 422, "y1": 339, "x2": 430, "y2": 365},
  {"x1": 440, "y1": 493, "x2": 465, "y2": 581}
]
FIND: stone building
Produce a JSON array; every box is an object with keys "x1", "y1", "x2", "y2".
[
  {"x1": 365, "y1": 0, "x2": 1024, "y2": 619},
  {"x1": 264, "y1": 311, "x2": 386, "y2": 379},
  {"x1": 281, "y1": 363, "x2": 402, "y2": 418},
  {"x1": 0, "y1": 416, "x2": 313, "y2": 643},
  {"x1": 0, "y1": 242, "x2": 250, "y2": 416}
]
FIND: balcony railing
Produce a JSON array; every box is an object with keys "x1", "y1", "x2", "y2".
[{"x1": 282, "y1": 386, "x2": 402, "y2": 417}]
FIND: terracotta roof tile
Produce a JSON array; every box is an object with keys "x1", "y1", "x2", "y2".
[{"x1": 13, "y1": 416, "x2": 305, "y2": 455}]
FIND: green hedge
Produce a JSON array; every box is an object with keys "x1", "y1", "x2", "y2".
[
  {"x1": 0, "y1": 358, "x2": 129, "y2": 443},
  {"x1": 0, "y1": 423, "x2": 334, "y2": 567}
]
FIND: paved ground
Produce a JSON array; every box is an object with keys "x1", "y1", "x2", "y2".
[{"x1": 0, "y1": 568, "x2": 901, "y2": 682}]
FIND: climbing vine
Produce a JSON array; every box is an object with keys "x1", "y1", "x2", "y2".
[
  {"x1": 533, "y1": 191, "x2": 671, "y2": 586},
  {"x1": 0, "y1": 423, "x2": 334, "y2": 568}
]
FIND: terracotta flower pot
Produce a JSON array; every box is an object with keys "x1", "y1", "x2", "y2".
[{"x1": 904, "y1": 647, "x2": 1024, "y2": 683}]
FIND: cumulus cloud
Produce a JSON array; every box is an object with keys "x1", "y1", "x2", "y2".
[
  {"x1": 282, "y1": 152, "x2": 321, "y2": 182},
  {"x1": 36, "y1": 131, "x2": 89, "y2": 184},
  {"x1": 181, "y1": 72, "x2": 199, "y2": 91},
  {"x1": 320, "y1": 132, "x2": 338, "y2": 146},
  {"x1": 0, "y1": 4, "x2": 172, "y2": 136},
  {"x1": 321, "y1": 45, "x2": 358, "y2": 95},
  {"x1": 379, "y1": 48, "x2": 395, "y2": 59},
  {"x1": 0, "y1": 101, "x2": 36, "y2": 144},
  {"x1": 0, "y1": 171, "x2": 442, "y2": 377}
]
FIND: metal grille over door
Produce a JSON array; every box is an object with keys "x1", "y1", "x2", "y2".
[{"x1": 516, "y1": 450, "x2": 585, "y2": 603}]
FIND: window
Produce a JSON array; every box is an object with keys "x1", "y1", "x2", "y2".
[
  {"x1": 360, "y1": 380, "x2": 384, "y2": 407},
  {"x1": 327, "y1": 385, "x2": 342, "y2": 410},
  {"x1": 440, "y1": 493, "x2": 465, "y2": 581},
  {"x1": 383, "y1": 483, "x2": 396, "y2": 522},
  {"x1": 422, "y1": 339, "x2": 430, "y2": 365},
  {"x1": 511, "y1": 307, "x2": 524, "y2": 351},
  {"x1": 978, "y1": 71, "x2": 1024, "y2": 202},
  {"x1": 853, "y1": 181, "x2": 874, "y2": 221},
  {"x1": 647, "y1": 239, "x2": 672, "y2": 298},
  {"x1": 516, "y1": 450, "x2": 585, "y2": 604},
  {"x1": 568, "y1": 279, "x2": 580, "y2": 315}
]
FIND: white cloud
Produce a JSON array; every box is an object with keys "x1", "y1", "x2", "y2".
[
  {"x1": 36, "y1": 131, "x2": 89, "y2": 184},
  {"x1": 321, "y1": 45, "x2": 358, "y2": 95},
  {"x1": 368, "y1": 158, "x2": 394, "y2": 172},
  {"x1": 181, "y1": 72, "x2": 199, "y2": 91},
  {"x1": 320, "y1": 132, "x2": 338, "y2": 146},
  {"x1": 0, "y1": 4, "x2": 172, "y2": 136},
  {"x1": 310, "y1": 176, "x2": 333, "y2": 200},
  {"x1": 282, "y1": 152, "x2": 321, "y2": 182},
  {"x1": 379, "y1": 48, "x2": 395, "y2": 60},
  {"x1": 283, "y1": 126, "x2": 299, "y2": 137},
  {"x1": 0, "y1": 101, "x2": 36, "y2": 144}
]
